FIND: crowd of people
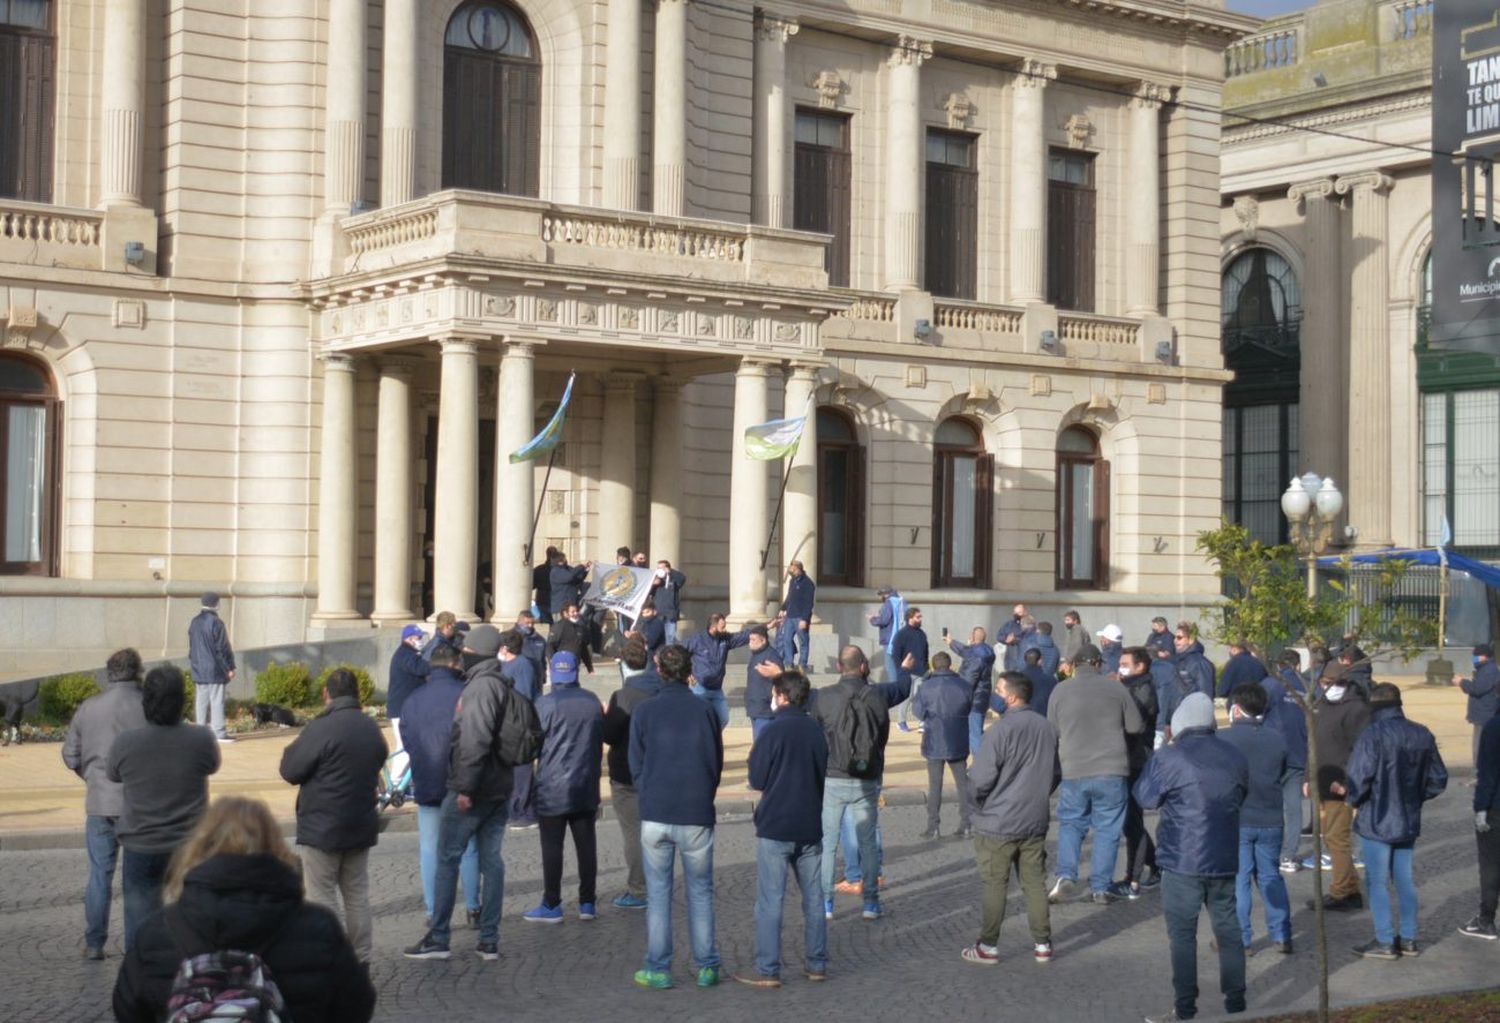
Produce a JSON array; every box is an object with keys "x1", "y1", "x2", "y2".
[{"x1": 53, "y1": 579, "x2": 1500, "y2": 1022}]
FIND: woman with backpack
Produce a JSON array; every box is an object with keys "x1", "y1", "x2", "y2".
[{"x1": 112, "y1": 796, "x2": 376, "y2": 1023}]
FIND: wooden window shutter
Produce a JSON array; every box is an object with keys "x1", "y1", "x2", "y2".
[
  {"x1": 1093, "y1": 457, "x2": 1111, "y2": 589},
  {"x1": 975, "y1": 452, "x2": 994, "y2": 586},
  {"x1": 1, "y1": 30, "x2": 55, "y2": 203},
  {"x1": 502, "y1": 61, "x2": 541, "y2": 197},
  {"x1": 924, "y1": 164, "x2": 977, "y2": 300},
  {"x1": 827, "y1": 148, "x2": 851, "y2": 287},
  {"x1": 1047, "y1": 182, "x2": 1068, "y2": 309},
  {"x1": 1076, "y1": 187, "x2": 1096, "y2": 312},
  {"x1": 931, "y1": 450, "x2": 946, "y2": 586},
  {"x1": 0, "y1": 33, "x2": 20, "y2": 199},
  {"x1": 849, "y1": 444, "x2": 867, "y2": 587}
]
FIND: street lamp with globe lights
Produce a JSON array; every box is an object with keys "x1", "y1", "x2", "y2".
[{"x1": 1281, "y1": 474, "x2": 1344, "y2": 598}]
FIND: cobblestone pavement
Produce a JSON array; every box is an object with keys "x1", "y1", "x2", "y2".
[{"x1": 4, "y1": 784, "x2": 1498, "y2": 1023}]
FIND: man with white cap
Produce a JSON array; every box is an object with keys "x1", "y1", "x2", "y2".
[
  {"x1": 187, "y1": 592, "x2": 236, "y2": 742},
  {"x1": 1096, "y1": 624, "x2": 1124, "y2": 677},
  {"x1": 1135, "y1": 693, "x2": 1250, "y2": 1023}
]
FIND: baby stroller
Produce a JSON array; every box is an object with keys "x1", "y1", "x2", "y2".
[{"x1": 377, "y1": 747, "x2": 412, "y2": 811}]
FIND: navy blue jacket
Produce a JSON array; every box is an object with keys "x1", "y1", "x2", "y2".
[
  {"x1": 1219, "y1": 717, "x2": 1289, "y2": 828},
  {"x1": 868, "y1": 593, "x2": 906, "y2": 654},
  {"x1": 548, "y1": 563, "x2": 589, "y2": 616},
  {"x1": 1175, "y1": 642, "x2": 1217, "y2": 699},
  {"x1": 686, "y1": 628, "x2": 750, "y2": 690},
  {"x1": 1344, "y1": 705, "x2": 1448, "y2": 844},
  {"x1": 1145, "y1": 629, "x2": 1174, "y2": 660},
  {"x1": 997, "y1": 618, "x2": 1028, "y2": 673},
  {"x1": 913, "y1": 669, "x2": 972, "y2": 761},
  {"x1": 386, "y1": 642, "x2": 430, "y2": 721},
  {"x1": 517, "y1": 626, "x2": 547, "y2": 682},
  {"x1": 401, "y1": 667, "x2": 466, "y2": 806},
  {"x1": 1134, "y1": 727, "x2": 1248, "y2": 877},
  {"x1": 1462, "y1": 660, "x2": 1500, "y2": 725},
  {"x1": 534, "y1": 685, "x2": 604, "y2": 817},
  {"x1": 744, "y1": 644, "x2": 785, "y2": 720},
  {"x1": 500, "y1": 654, "x2": 540, "y2": 702},
  {"x1": 748, "y1": 704, "x2": 827, "y2": 843},
  {"x1": 1031, "y1": 634, "x2": 1061, "y2": 676},
  {"x1": 1152, "y1": 658, "x2": 1185, "y2": 728},
  {"x1": 633, "y1": 615, "x2": 666, "y2": 655},
  {"x1": 187, "y1": 610, "x2": 236, "y2": 686},
  {"x1": 1218, "y1": 650, "x2": 1269, "y2": 698},
  {"x1": 891, "y1": 625, "x2": 929, "y2": 687},
  {"x1": 1260, "y1": 671, "x2": 1308, "y2": 770},
  {"x1": 629, "y1": 683, "x2": 723, "y2": 826},
  {"x1": 649, "y1": 569, "x2": 687, "y2": 621},
  {"x1": 781, "y1": 573, "x2": 816, "y2": 621},
  {"x1": 950, "y1": 640, "x2": 996, "y2": 715},
  {"x1": 1021, "y1": 664, "x2": 1057, "y2": 717},
  {"x1": 531, "y1": 562, "x2": 553, "y2": 623},
  {"x1": 602, "y1": 669, "x2": 661, "y2": 785},
  {"x1": 1100, "y1": 642, "x2": 1122, "y2": 677},
  {"x1": 1476, "y1": 714, "x2": 1500, "y2": 814}
]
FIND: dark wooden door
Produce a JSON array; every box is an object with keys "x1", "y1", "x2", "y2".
[{"x1": 1047, "y1": 180, "x2": 1096, "y2": 312}]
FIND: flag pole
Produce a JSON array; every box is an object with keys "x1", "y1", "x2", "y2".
[
  {"x1": 525, "y1": 446, "x2": 559, "y2": 566},
  {"x1": 760, "y1": 455, "x2": 796, "y2": 571}
]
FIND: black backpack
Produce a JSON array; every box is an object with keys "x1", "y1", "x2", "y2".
[
  {"x1": 495, "y1": 685, "x2": 544, "y2": 767},
  {"x1": 835, "y1": 686, "x2": 882, "y2": 780}
]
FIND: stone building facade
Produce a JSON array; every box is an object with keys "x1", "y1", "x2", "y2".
[{"x1": 0, "y1": 0, "x2": 1252, "y2": 677}]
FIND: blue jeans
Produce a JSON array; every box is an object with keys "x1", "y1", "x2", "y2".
[
  {"x1": 121, "y1": 848, "x2": 173, "y2": 952},
  {"x1": 751, "y1": 717, "x2": 771, "y2": 742},
  {"x1": 429, "y1": 792, "x2": 508, "y2": 947},
  {"x1": 664, "y1": 620, "x2": 678, "y2": 644},
  {"x1": 1361, "y1": 836, "x2": 1418, "y2": 945},
  {"x1": 1236, "y1": 826, "x2": 1291, "y2": 944},
  {"x1": 777, "y1": 623, "x2": 810, "y2": 668},
  {"x1": 841, "y1": 788, "x2": 885, "y2": 883},
  {"x1": 968, "y1": 710, "x2": 986, "y2": 757},
  {"x1": 1162, "y1": 870, "x2": 1246, "y2": 1019},
  {"x1": 418, "y1": 804, "x2": 479, "y2": 918},
  {"x1": 641, "y1": 821, "x2": 720, "y2": 973},
  {"x1": 821, "y1": 777, "x2": 880, "y2": 900},
  {"x1": 690, "y1": 684, "x2": 730, "y2": 729},
  {"x1": 1055, "y1": 775, "x2": 1128, "y2": 893},
  {"x1": 1281, "y1": 768, "x2": 1305, "y2": 861},
  {"x1": 753, "y1": 838, "x2": 827, "y2": 977},
  {"x1": 84, "y1": 816, "x2": 120, "y2": 950}
]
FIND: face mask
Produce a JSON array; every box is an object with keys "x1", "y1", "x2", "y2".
[
  {"x1": 1014, "y1": 613, "x2": 1023, "y2": 621},
  {"x1": 1325, "y1": 685, "x2": 1347, "y2": 702},
  {"x1": 1476, "y1": 656, "x2": 1486, "y2": 668}
]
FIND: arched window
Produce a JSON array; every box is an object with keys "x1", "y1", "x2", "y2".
[
  {"x1": 443, "y1": 1, "x2": 541, "y2": 197},
  {"x1": 0, "y1": 0, "x2": 54, "y2": 202},
  {"x1": 1056, "y1": 426, "x2": 1108, "y2": 590},
  {"x1": 0, "y1": 353, "x2": 59, "y2": 575},
  {"x1": 816, "y1": 407, "x2": 863, "y2": 586},
  {"x1": 932, "y1": 417, "x2": 992, "y2": 588},
  {"x1": 1221, "y1": 247, "x2": 1301, "y2": 545}
]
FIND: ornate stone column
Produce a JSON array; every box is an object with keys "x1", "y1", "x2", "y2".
[
  {"x1": 729, "y1": 359, "x2": 772, "y2": 620},
  {"x1": 652, "y1": 0, "x2": 688, "y2": 216},
  {"x1": 1288, "y1": 178, "x2": 1344, "y2": 496},
  {"x1": 101, "y1": 0, "x2": 147, "y2": 207},
  {"x1": 648, "y1": 377, "x2": 683, "y2": 568},
  {"x1": 603, "y1": 0, "x2": 643, "y2": 210},
  {"x1": 371, "y1": 357, "x2": 418, "y2": 622},
  {"x1": 752, "y1": 13, "x2": 798, "y2": 228},
  {"x1": 493, "y1": 341, "x2": 537, "y2": 620},
  {"x1": 1007, "y1": 59, "x2": 1056, "y2": 304},
  {"x1": 314, "y1": 353, "x2": 360, "y2": 620},
  {"x1": 782, "y1": 363, "x2": 820, "y2": 575},
  {"x1": 599, "y1": 376, "x2": 639, "y2": 557},
  {"x1": 1126, "y1": 83, "x2": 1167, "y2": 316},
  {"x1": 381, "y1": 0, "x2": 419, "y2": 207},
  {"x1": 1336, "y1": 170, "x2": 1394, "y2": 547},
  {"x1": 433, "y1": 337, "x2": 481, "y2": 619},
  {"x1": 324, "y1": 0, "x2": 366, "y2": 214},
  {"x1": 883, "y1": 36, "x2": 931, "y2": 291}
]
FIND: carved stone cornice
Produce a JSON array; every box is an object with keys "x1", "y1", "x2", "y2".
[
  {"x1": 887, "y1": 36, "x2": 932, "y2": 68},
  {"x1": 810, "y1": 69, "x2": 846, "y2": 109},
  {"x1": 943, "y1": 92, "x2": 975, "y2": 130},
  {"x1": 1287, "y1": 177, "x2": 1336, "y2": 211},
  {"x1": 1014, "y1": 58, "x2": 1057, "y2": 89},
  {"x1": 754, "y1": 11, "x2": 798, "y2": 44},
  {"x1": 1130, "y1": 81, "x2": 1172, "y2": 110}
]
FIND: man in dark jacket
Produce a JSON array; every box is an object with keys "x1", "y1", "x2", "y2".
[
  {"x1": 532, "y1": 547, "x2": 558, "y2": 624},
  {"x1": 777, "y1": 560, "x2": 817, "y2": 669},
  {"x1": 735, "y1": 669, "x2": 829, "y2": 988},
  {"x1": 629, "y1": 644, "x2": 725, "y2": 989},
  {"x1": 64, "y1": 647, "x2": 148, "y2": 959},
  {"x1": 547, "y1": 603, "x2": 595, "y2": 675},
  {"x1": 404, "y1": 623, "x2": 519, "y2": 962},
  {"x1": 387, "y1": 624, "x2": 430, "y2": 750},
  {"x1": 1337, "y1": 646, "x2": 1374, "y2": 700},
  {"x1": 949, "y1": 626, "x2": 996, "y2": 758},
  {"x1": 1021, "y1": 647, "x2": 1057, "y2": 717},
  {"x1": 743, "y1": 624, "x2": 785, "y2": 742},
  {"x1": 400, "y1": 646, "x2": 480, "y2": 929},
  {"x1": 515, "y1": 609, "x2": 547, "y2": 681},
  {"x1": 893, "y1": 606, "x2": 930, "y2": 731},
  {"x1": 1173, "y1": 625, "x2": 1217, "y2": 700},
  {"x1": 913, "y1": 653, "x2": 975, "y2": 839},
  {"x1": 187, "y1": 592, "x2": 236, "y2": 741},
  {"x1": 525, "y1": 652, "x2": 605, "y2": 923},
  {"x1": 1464, "y1": 708, "x2": 1500, "y2": 940},
  {"x1": 1455, "y1": 643, "x2": 1499, "y2": 771},
  {"x1": 1152, "y1": 644, "x2": 1187, "y2": 746},
  {"x1": 812, "y1": 646, "x2": 893, "y2": 920},
  {"x1": 1262, "y1": 651, "x2": 1309, "y2": 872},
  {"x1": 421, "y1": 610, "x2": 464, "y2": 664},
  {"x1": 685, "y1": 612, "x2": 755, "y2": 730},
  {"x1": 1307, "y1": 670, "x2": 1371, "y2": 909},
  {"x1": 603, "y1": 649, "x2": 664, "y2": 910},
  {"x1": 630, "y1": 600, "x2": 668, "y2": 656},
  {"x1": 1344, "y1": 683, "x2": 1448, "y2": 959},
  {"x1": 1145, "y1": 616, "x2": 1174, "y2": 660},
  {"x1": 963, "y1": 672, "x2": 1060, "y2": 966},
  {"x1": 1115, "y1": 647, "x2": 1161, "y2": 898},
  {"x1": 547, "y1": 551, "x2": 591, "y2": 620},
  {"x1": 1216, "y1": 640, "x2": 1268, "y2": 698},
  {"x1": 278, "y1": 668, "x2": 388, "y2": 964},
  {"x1": 649, "y1": 560, "x2": 687, "y2": 644},
  {"x1": 1096, "y1": 624, "x2": 1125, "y2": 677},
  {"x1": 1135, "y1": 693, "x2": 1250, "y2": 1023},
  {"x1": 996, "y1": 603, "x2": 1030, "y2": 673},
  {"x1": 1220, "y1": 684, "x2": 1292, "y2": 954},
  {"x1": 1061, "y1": 609, "x2": 1086, "y2": 666},
  {"x1": 867, "y1": 586, "x2": 906, "y2": 676},
  {"x1": 1032, "y1": 621, "x2": 1062, "y2": 676},
  {"x1": 496, "y1": 628, "x2": 541, "y2": 830}
]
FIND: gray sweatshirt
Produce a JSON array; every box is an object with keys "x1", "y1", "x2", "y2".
[
  {"x1": 971, "y1": 705, "x2": 1061, "y2": 840},
  {"x1": 62, "y1": 680, "x2": 147, "y2": 817},
  {"x1": 107, "y1": 723, "x2": 221, "y2": 853},
  {"x1": 1046, "y1": 666, "x2": 1144, "y2": 780}
]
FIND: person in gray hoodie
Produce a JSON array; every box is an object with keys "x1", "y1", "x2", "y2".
[
  {"x1": 63, "y1": 648, "x2": 149, "y2": 960},
  {"x1": 963, "y1": 671, "x2": 1060, "y2": 966},
  {"x1": 186, "y1": 592, "x2": 236, "y2": 741}
]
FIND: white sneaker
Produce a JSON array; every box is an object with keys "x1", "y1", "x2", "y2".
[{"x1": 217, "y1": 736, "x2": 237, "y2": 744}]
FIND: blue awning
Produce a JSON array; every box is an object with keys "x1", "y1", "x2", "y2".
[{"x1": 1316, "y1": 548, "x2": 1500, "y2": 592}]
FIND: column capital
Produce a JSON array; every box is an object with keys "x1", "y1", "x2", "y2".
[
  {"x1": 377, "y1": 354, "x2": 421, "y2": 377},
  {"x1": 1130, "y1": 81, "x2": 1172, "y2": 110},
  {"x1": 1334, "y1": 170, "x2": 1394, "y2": 198},
  {"x1": 318, "y1": 350, "x2": 357, "y2": 373},
  {"x1": 1287, "y1": 177, "x2": 1336, "y2": 210},
  {"x1": 499, "y1": 337, "x2": 543, "y2": 360},
  {"x1": 1014, "y1": 58, "x2": 1057, "y2": 89},
  {"x1": 737, "y1": 357, "x2": 778, "y2": 377},
  {"x1": 754, "y1": 10, "x2": 798, "y2": 43},
  {"x1": 787, "y1": 360, "x2": 825, "y2": 380},
  {"x1": 605, "y1": 373, "x2": 644, "y2": 396},
  {"x1": 887, "y1": 35, "x2": 933, "y2": 68},
  {"x1": 435, "y1": 334, "x2": 484, "y2": 356}
]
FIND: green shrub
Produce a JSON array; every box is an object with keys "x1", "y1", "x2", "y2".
[
  {"x1": 181, "y1": 668, "x2": 195, "y2": 720},
  {"x1": 37, "y1": 672, "x2": 101, "y2": 723},
  {"x1": 254, "y1": 662, "x2": 311, "y2": 708},
  {"x1": 315, "y1": 663, "x2": 377, "y2": 706}
]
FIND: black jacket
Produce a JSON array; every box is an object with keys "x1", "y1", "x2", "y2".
[
  {"x1": 547, "y1": 617, "x2": 594, "y2": 673},
  {"x1": 1122, "y1": 672, "x2": 1159, "y2": 774},
  {"x1": 532, "y1": 562, "x2": 553, "y2": 623},
  {"x1": 812, "y1": 673, "x2": 892, "y2": 781},
  {"x1": 1345, "y1": 704, "x2": 1448, "y2": 844},
  {"x1": 448, "y1": 658, "x2": 517, "y2": 803},
  {"x1": 112, "y1": 853, "x2": 375, "y2": 1023},
  {"x1": 748, "y1": 704, "x2": 827, "y2": 843},
  {"x1": 744, "y1": 644, "x2": 785, "y2": 720},
  {"x1": 548, "y1": 563, "x2": 589, "y2": 616},
  {"x1": 1477, "y1": 714, "x2": 1500, "y2": 814},
  {"x1": 278, "y1": 697, "x2": 388, "y2": 852},
  {"x1": 1312, "y1": 686, "x2": 1372, "y2": 799},
  {"x1": 650, "y1": 569, "x2": 687, "y2": 621},
  {"x1": 603, "y1": 669, "x2": 662, "y2": 785}
]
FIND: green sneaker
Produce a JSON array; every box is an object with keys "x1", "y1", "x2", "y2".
[
  {"x1": 696, "y1": 966, "x2": 721, "y2": 988},
  {"x1": 634, "y1": 970, "x2": 673, "y2": 990}
]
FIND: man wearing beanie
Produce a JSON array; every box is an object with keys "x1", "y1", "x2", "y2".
[
  {"x1": 1135, "y1": 692, "x2": 1250, "y2": 1022},
  {"x1": 1454, "y1": 644, "x2": 1499, "y2": 773},
  {"x1": 187, "y1": 592, "x2": 236, "y2": 742},
  {"x1": 1308, "y1": 665, "x2": 1371, "y2": 908}
]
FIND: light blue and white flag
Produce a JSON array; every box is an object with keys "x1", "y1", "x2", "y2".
[{"x1": 510, "y1": 372, "x2": 575, "y2": 464}]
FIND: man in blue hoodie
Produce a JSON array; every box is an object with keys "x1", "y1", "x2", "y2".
[
  {"x1": 1145, "y1": 616, "x2": 1174, "y2": 660},
  {"x1": 743, "y1": 625, "x2": 785, "y2": 742},
  {"x1": 913, "y1": 653, "x2": 975, "y2": 839},
  {"x1": 893, "y1": 607, "x2": 931, "y2": 731},
  {"x1": 386, "y1": 625, "x2": 430, "y2": 752},
  {"x1": 777, "y1": 561, "x2": 817, "y2": 670},
  {"x1": 629, "y1": 644, "x2": 725, "y2": 990},
  {"x1": 1262, "y1": 650, "x2": 1309, "y2": 872},
  {"x1": 685, "y1": 613, "x2": 755, "y2": 730},
  {"x1": 1173, "y1": 624, "x2": 1217, "y2": 700},
  {"x1": 1455, "y1": 643, "x2": 1500, "y2": 770},
  {"x1": 867, "y1": 586, "x2": 906, "y2": 679},
  {"x1": 1217, "y1": 640, "x2": 1268, "y2": 699},
  {"x1": 1021, "y1": 648, "x2": 1057, "y2": 717},
  {"x1": 997, "y1": 604, "x2": 1031, "y2": 673},
  {"x1": 496, "y1": 629, "x2": 541, "y2": 830},
  {"x1": 1220, "y1": 684, "x2": 1292, "y2": 955},
  {"x1": 1032, "y1": 621, "x2": 1062, "y2": 676},
  {"x1": 735, "y1": 669, "x2": 829, "y2": 988},
  {"x1": 949, "y1": 626, "x2": 996, "y2": 756}
]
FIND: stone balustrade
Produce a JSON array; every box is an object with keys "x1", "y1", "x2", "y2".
[
  {"x1": 934, "y1": 299, "x2": 1023, "y2": 334},
  {"x1": 1388, "y1": 0, "x2": 1432, "y2": 40},
  {"x1": 0, "y1": 201, "x2": 104, "y2": 270},
  {"x1": 1225, "y1": 27, "x2": 1300, "y2": 78},
  {"x1": 542, "y1": 213, "x2": 745, "y2": 262},
  {"x1": 1060, "y1": 312, "x2": 1141, "y2": 346},
  {"x1": 831, "y1": 292, "x2": 897, "y2": 322}
]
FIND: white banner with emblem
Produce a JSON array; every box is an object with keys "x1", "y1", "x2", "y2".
[{"x1": 584, "y1": 561, "x2": 657, "y2": 621}]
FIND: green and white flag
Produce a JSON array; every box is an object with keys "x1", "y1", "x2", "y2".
[{"x1": 744, "y1": 398, "x2": 811, "y2": 461}]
